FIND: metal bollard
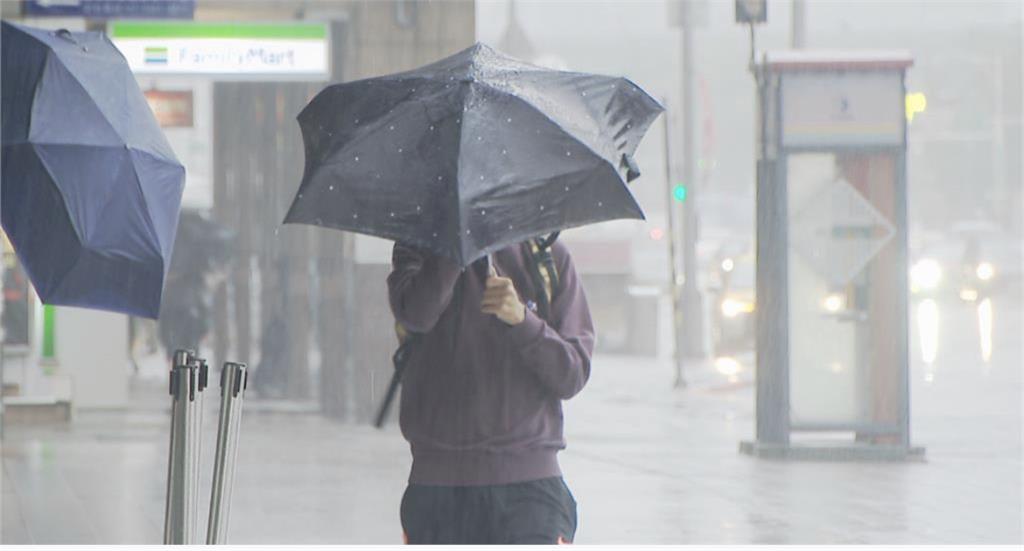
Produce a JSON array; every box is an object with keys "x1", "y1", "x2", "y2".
[
  {"x1": 207, "y1": 362, "x2": 248, "y2": 544},
  {"x1": 191, "y1": 357, "x2": 209, "y2": 543},
  {"x1": 163, "y1": 349, "x2": 207, "y2": 545}
]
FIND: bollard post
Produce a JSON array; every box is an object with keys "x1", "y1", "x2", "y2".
[
  {"x1": 206, "y1": 362, "x2": 248, "y2": 544},
  {"x1": 164, "y1": 349, "x2": 207, "y2": 545}
]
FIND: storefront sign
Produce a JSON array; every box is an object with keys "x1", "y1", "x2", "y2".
[{"x1": 109, "y1": 22, "x2": 330, "y2": 80}]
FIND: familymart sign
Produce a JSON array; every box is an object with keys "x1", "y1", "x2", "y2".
[{"x1": 109, "y1": 22, "x2": 330, "y2": 80}]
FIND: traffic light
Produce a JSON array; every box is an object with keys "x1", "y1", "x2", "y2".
[
  {"x1": 673, "y1": 184, "x2": 688, "y2": 203},
  {"x1": 905, "y1": 92, "x2": 927, "y2": 123}
]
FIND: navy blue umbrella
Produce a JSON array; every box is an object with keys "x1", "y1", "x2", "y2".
[{"x1": 1, "y1": 22, "x2": 185, "y2": 318}]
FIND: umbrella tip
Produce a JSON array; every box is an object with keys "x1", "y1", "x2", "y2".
[{"x1": 621, "y1": 154, "x2": 641, "y2": 183}]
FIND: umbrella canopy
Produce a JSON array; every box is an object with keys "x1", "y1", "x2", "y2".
[
  {"x1": 285, "y1": 43, "x2": 663, "y2": 266},
  {"x1": 1, "y1": 22, "x2": 185, "y2": 318}
]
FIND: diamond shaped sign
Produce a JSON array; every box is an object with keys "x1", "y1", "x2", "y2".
[{"x1": 790, "y1": 178, "x2": 895, "y2": 285}]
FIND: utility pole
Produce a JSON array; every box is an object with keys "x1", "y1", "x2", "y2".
[
  {"x1": 662, "y1": 111, "x2": 686, "y2": 387},
  {"x1": 791, "y1": 0, "x2": 806, "y2": 48},
  {"x1": 679, "y1": 1, "x2": 705, "y2": 363}
]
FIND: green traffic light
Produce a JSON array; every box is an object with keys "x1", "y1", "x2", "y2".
[{"x1": 673, "y1": 185, "x2": 687, "y2": 202}]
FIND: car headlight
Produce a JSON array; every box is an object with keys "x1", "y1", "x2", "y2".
[
  {"x1": 822, "y1": 293, "x2": 846, "y2": 313},
  {"x1": 714, "y1": 356, "x2": 742, "y2": 378},
  {"x1": 910, "y1": 258, "x2": 942, "y2": 291},
  {"x1": 976, "y1": 262, "x2": 995, "y2": 281},
  {"x1": 721, "y1": 297, "x2": 755, "y2": 318}
]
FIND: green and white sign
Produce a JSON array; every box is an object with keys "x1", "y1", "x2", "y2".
[{"x1": 109, "y1": 22, "x2": 330, "y2": 80}]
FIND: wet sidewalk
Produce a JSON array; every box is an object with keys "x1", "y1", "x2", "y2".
[{"x1": 2, "y1": 305, "x2": 1021, "y2": 544}]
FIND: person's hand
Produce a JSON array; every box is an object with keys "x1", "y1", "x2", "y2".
[{"x1": 481, "y1": 267, "x2": 526, "y2": 325}]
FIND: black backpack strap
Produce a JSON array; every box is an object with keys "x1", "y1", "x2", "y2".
[
  {"x1": 375, "y1": 329, "x2": 417, "y2": 428},
  {"x1": 523, "y1": 231, "x2": 561, "y2": 320},
  {"x1": 538, "y1": 231, "x2": 560, "y2": 294},
  {"x1": 376, "y1": 276, "x2": 466, "y2": 429}
]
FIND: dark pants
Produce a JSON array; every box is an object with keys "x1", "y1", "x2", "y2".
[{"x1": 400, "y1": 477, "x2": 577, "y2": 545}]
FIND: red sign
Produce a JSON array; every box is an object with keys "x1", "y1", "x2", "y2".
[{"x1": 144, "y1": 90, "x2": 194, "y2": 128}]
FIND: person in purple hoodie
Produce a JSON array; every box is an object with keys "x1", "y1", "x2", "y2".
[{"x1": 388, "y1": 236, "x2": 595, "y2": 545}]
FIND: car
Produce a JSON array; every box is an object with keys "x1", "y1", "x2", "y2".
[
  {"x1": 910, "y1": 222, "x2": 1023, "y2": 305},
  {"x1": 709, "y1": 251, "x2": 756, "y2": 355}
]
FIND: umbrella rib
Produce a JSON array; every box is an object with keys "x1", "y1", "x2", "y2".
[
  {"x1": 126, "y1": 147, "x2": 178, "y2": 268},
  {"x1": 475, "y1": 80, "x2": 620, "y2": 175},
  {"x1": 470, "y1": 161, "x2": 644, "y2": 263},
  {"x1": 453, "y1": 83, "x2": 471, "y2": 265},
  {"x1": 47, "y1": 40, "x2": 178, "y2": 164},
  {"x1": 299, "y1": 81, "x2": 455, "y2": 173},
  {"x1": 31, "y1": 50, "x2": 125, "y2": 150},
  {"x1": 18, "y1": 143, "x2": 87, "y2": 301}
]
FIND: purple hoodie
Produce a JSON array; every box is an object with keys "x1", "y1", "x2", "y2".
[{"x1": 387, "y1": 240, "x2": 595, "y2": 486}]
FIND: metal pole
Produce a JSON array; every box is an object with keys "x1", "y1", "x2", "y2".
[
  {"x1": 791, "y1": 0, "x2": 806, "y2": 49},
  {"x1": 182, "y1": 362, "x2": 195, "y2": 544},
  {"x1": 164, "y1": 350, "x2": 191, "y2": 544},
  {"x1": 680, "y1": 7, "x2": 705, "y2": 360},
  {"x1": 207, "y1": 362, "x2": 248, "y2": 545},
  {"x1": 662, "y1": 111, "x2": 686, "y2": 387},
  {"x1": 191, "y1": 358, "x2": 208, "y2": 543},
  {"x1": 164, "y1": 350, "x2": 206, "y2": 545}
]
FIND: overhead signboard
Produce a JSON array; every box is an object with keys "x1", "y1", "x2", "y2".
[
  {"x1": 25, "y1": 0, "x2": 195, "y2": 19},
  {"x1": 109, "y1": 22, "x2": 330, "y2": 80},
  {"x1": 144, "y1": 89, "x2": 193, "y2": 127}
]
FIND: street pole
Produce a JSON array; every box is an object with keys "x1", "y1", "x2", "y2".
[
  {"x1": 791, "y1": 0, "x2": 806, "y2": 48},
  {"x1": 680, "y1": 4, "x2": 705, "y2": 361},
  {"x1": 662, "y1": 111, "x2": 686, "y2": 388}
]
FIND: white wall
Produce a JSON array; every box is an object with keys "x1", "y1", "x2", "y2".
[{"x1": 55, "y1": 307, "x2": 130, "y2": 409}]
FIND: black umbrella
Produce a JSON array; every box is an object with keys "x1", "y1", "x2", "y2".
[
  {"x1": 285, "y1": 43, "x2": 662, "y2": 266},
  {"x1": 1, "y1": 22, "x2": 185, "y2": 318}
]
